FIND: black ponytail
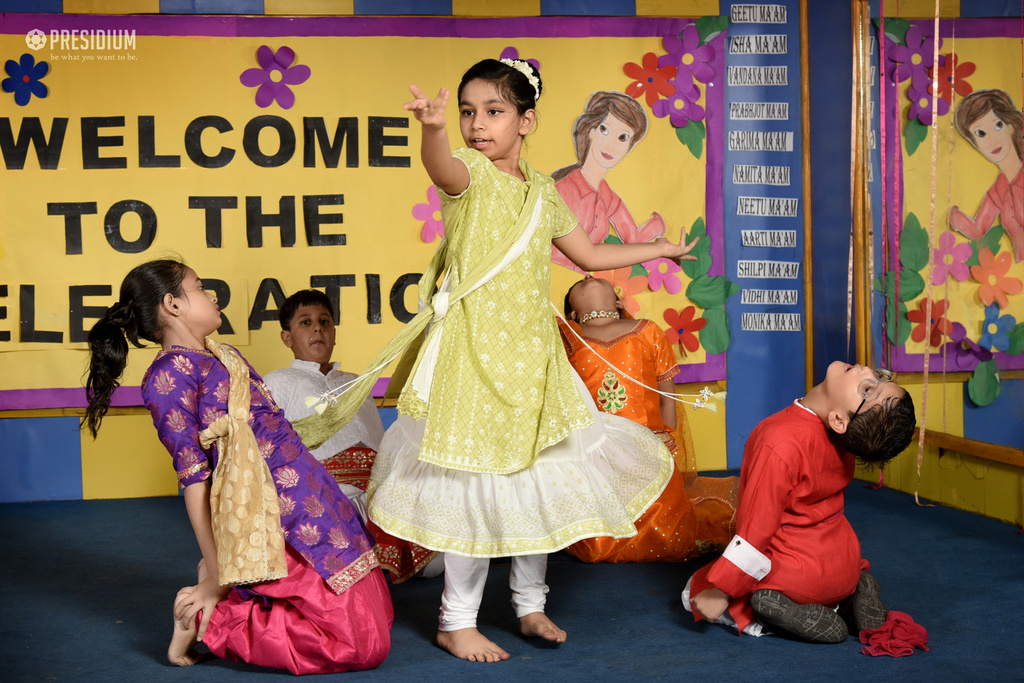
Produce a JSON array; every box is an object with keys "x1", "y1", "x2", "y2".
[{"x1": 82, "y1": 259, "x2": 188, "y2": 437}]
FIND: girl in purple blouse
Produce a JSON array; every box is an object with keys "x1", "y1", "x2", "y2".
[{"x1": 83, "y1": 259, "x2": 392, "y2": 675}]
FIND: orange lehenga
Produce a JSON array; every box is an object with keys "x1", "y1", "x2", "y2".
[{"x1": 559, "y1": 318, "x2": 738, "y2": 563}]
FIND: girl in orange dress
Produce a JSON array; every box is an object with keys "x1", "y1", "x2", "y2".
[{"x1": 559, "y1": 276, "x2": 737, "y2": 563}]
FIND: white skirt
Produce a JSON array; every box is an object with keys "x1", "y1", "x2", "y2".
[{"x1": 366, "y1": 372, "x2": 673, "y2": 558}]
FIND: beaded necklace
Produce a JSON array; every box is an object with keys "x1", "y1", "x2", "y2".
[{"x1": 577, "y1": 309, "x2": 620, "y2": 324}]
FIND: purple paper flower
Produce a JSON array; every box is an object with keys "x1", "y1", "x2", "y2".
[
  {"x1": 2, "y1": 53, "x2": 48, "y2": 106},
  {"x1": 942, "y1": 322, "x2": 992, "y2": 370},
  {"x1": 652, "y1": 79, "x2": 704, "y2": 127},
  {"x1": 643, "y1": 258, "x2": 683, "y2": 294},
  {"x1": 240, "y1": 45, "x2": 311, "y2": 109},
  {"x1": 657, "y1": 25, "x2": 715, "y2": 86},
  {"x1": 412, "y1": 185, "x2": 444, "y2": 243},
  {"x1": 931, "y1": 231, "x2": 971, "y2": 285},
  {"x1": 498, "y1": 46, "x2": 540, "y2": 75},
  {"x1": 907, "y1": 82, "x2": 949, "y2": 125},
  {"x1": 887, "y1": 24, "x2": 941, "y2": 91},
  {"x1": 978, "y1": 303, "x2": 1016, "y2": 352}
]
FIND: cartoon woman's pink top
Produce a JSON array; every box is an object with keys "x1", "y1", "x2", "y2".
[
  {"x1": 552, "y1": 168, "x2": 667, "y2": 272},
  {"x1": 949, "y1": 169, "x2": 1023, "y2": 262}
]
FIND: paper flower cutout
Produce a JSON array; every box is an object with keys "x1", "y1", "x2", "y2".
[
  {"x1": 887, "y1": 24, "x2": 941, "y2": 91},
  {"x1": 971, "y1": 248, "x2": 1023, "y2": 309},
  {"x1": 929, "y1": 53, "x2": 974, "y2": 103},
  {"x1": 907, "y1": 82, "x2": 949, "y2": 125},
  {"x1": 931, "y1": 231, "x2": 971, "y2": 285},
  {"x1": 978, "y1": 303, "x2": 1016, "y2": 351},
  {"x1": 2, "y1": 53, "x2": 49, "y2": 106},
  {"x1": 652, "y1": 79, "x2": 704, "y2": 127},
  {"x1": 624, "y1": 52, "x2": 677, "y2": 107},
  {"x1": 658, "y1": 25, "x2": 715, "y2": 86},
  {"x1": 663, "y1": 306, "x2": 706, "y2": 353},
  {"x1": 591, "y1": 268, "x2": 649, "y2": 317},
  {"x1": 643, "y1": 258, "x2": 683, "y2": 294},
  {"x1": 907, "y1": 297, "x2": 952, "y2": 347},
  {"x1": 239, "y1": 45, "x2": 311, "y2": 109},
  {"x1": 942, "y1": 322, "x2": 992, "y2": 370},
  {"x1": 412, "y1": 185, "x2": 444, "y2": 243}
]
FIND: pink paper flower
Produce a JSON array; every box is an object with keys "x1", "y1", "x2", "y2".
[
  {"x1": 413, "y1": 185, "x2": 444, "y2": 242},
  {"x1": 643, "y1": 258, "x2": 683, "y2": 294},
  {"x1": 931, "y1": 231, "x2": 971, "y2": 284}
]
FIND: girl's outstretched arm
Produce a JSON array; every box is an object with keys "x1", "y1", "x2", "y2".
[
  {"x1": 404, "y1": 85, "x2": 470, "y2": 195},
  {"x1": 553, "y1": 225, "x2": 699, "y2": 273},
  {"x1": 175, "y1": 479, "x2": 231, "y2": 640}
]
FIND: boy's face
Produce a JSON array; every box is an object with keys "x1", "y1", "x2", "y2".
[
  {"x1": 281, "y1": 304, "x2": 336, "y2": 369},
  {"x1": 823, "y1": 361, "x2": 903, "y2": 421}
]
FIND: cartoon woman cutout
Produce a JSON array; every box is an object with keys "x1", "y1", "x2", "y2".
[
  {"x1": 551, "y1": 91, "x2": 667, "y2": 273},
  {"x1": 948, "y1": 89, "x2": 1023, "y2": 262}
]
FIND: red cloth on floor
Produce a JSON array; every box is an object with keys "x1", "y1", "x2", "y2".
[{"x1": 859, "y1": 611, "x2": 929, "y2": 657}]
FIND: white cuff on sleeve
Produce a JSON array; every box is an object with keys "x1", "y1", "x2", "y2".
[{"x1": 722, "y1": 534, "x2": 771, "y2": 581}]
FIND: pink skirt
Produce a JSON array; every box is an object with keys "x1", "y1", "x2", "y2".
[{"x1": 202, "y1": 543, "x2": 393, "y2": 674}]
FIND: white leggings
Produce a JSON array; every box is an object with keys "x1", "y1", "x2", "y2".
[{"x1": 438, "y1": 553, "x2": 549, "y2": 632}]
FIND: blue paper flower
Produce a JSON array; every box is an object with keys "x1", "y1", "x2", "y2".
[
  {"x1": 2, "y1": 53, "x2": 49, "y2": 106},
  {"x1": 978, "y1": 303, "x2": 1016, "y2": 352}
]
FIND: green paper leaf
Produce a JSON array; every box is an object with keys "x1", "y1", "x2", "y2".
[
  {"x1": 885, "y1": 300, "x2": 911, "y2": 346},
  {"x1": 695, "y1": 15, "x2": 730, "y2": 45},
  {"x1": 681, "y1": 217, "x2": 712, "y2": 280},
  {"x1": 878, "y1": 268, "x2": 925, "y2": 303},
  {"x1": 967, "y1": 359, "x2": 1001, "y2": 406},
  {"x1": 1007, "y1": 323, "x2": 1024, "y2": 355},
  {"x1": 874, "y1": 17, "x2": 910, "y2": 46},
  {"x1": 966, "y1": 224, "x2": 1004, "y2": 267},
  {"x1": 686, "y1": 275, "x2": 741, "y2": 309},
  {"x1": 905, "y1": 117, "x2": 928, "y2": 156},
  {"x1": 699, "y1": 306, "x2": 731, "y2": 354},
  {"x1": 675, "y1": 119, "x2": 705, "y2": 159},
  {"x1": 899, "y1": 213, "x2": 930, "y2": 272}
]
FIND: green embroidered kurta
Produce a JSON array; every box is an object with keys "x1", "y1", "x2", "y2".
[{"x1": 397, "y1": 148, "x2": 592, "y2": 474}]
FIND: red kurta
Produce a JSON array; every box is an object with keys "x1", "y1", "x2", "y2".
[{"x1": 690, "y1": 402, "x2": 868, "y2": 632}]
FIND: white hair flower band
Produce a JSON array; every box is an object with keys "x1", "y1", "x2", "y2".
[{"x1": 500, "y1": 58, "x2": 541, "y2": 102}]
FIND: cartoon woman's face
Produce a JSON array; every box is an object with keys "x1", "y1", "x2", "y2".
[
  {"x1": 969, "y1": 110, "x2": 1016, "y2": 165},
  {"x1": 586, "y1": 113, "x2": 636, "y2": 172}
]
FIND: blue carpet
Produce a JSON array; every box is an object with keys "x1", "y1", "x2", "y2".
[{"x1": 3, "y1": 481, "x2": 1021, "y2": 682}]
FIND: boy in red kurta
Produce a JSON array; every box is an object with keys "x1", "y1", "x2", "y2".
[{"x1": 686, "y1": 362, "x2": 916, "y2": 643}]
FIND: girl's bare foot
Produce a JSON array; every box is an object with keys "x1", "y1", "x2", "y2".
[
  {"x1": 519, "y1": 612, "x2": 567, "y2": 643},
  {"x1": 167, "y1": 614, "x2": 202, "y2": 667},
  {"x1": 436, "y1": 627, "x2": 511, "y2": 662}
]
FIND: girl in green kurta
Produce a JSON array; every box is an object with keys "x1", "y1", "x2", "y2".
[{"x1": 294, "y1": 58, "x2": 698, "y2": 663}]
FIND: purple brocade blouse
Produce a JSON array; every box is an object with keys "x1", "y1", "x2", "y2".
[{"x1": 142, "y1": 345, "x2": 379, "y2": 594}]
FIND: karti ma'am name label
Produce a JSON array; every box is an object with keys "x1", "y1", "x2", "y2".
[
  {"x1": 741, "y1": 313, "x2": 802, "y2": 331},
  {"x1": 728, "y1": 66, "x2": 788, "y2": 86},
  {"x1": 729, "y1": 34, "x2": 788, "y2": 54},
  {"x1": 737, "y1": 196, "x2": 798, "y2": 217},
  {"x1": 741, "y1": 288, "x2": 798, "y2": 304},
  {"x1": 737, "y1": 260, "x2": 801, "y2": 278},
  {"x1": 731, "y1": 4, "x2": 788, "y2": 23},
  {"x1": 730, "y1": 102, "x2": 789, "y2": 120},
  {"x1": 728, "y1": 131, "x2": 794, "y2": 152},
  {"x1": 741, "y1": 230, "x2": 797, "y2": 247},
  {"x1": 733, "y1": 164, "x2": 790, "y2": 185}
]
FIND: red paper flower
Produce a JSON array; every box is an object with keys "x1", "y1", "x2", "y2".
[
  {"x1": 971, "y1": 248, "x2": 1023, "y2": 310},
  {"x1": 624, "y1": 52, "x2": 677, "y2": 107},
  {"x1": 859, "y1": 611, "x2": 929, "y2": 657},
  {"x1": 928, "y1": 52, "x2": 975, "y2": 103},
  {"x1": 907, "y1": 298, "x2": 953, "y2": 347},
  {"x1": 663, "y1": 306, "x2": 706, "y2": 353}
]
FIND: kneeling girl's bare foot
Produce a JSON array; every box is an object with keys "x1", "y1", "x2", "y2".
[
  {"x1": 519, "y1": 612, "x2": 567, "y2": 643},
  {"x1": 167, "y1": 613, "x2": 202, "y2": 667},
  {"x1": 436, "y1": 627, "x2": 511, "y2": 662}
]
